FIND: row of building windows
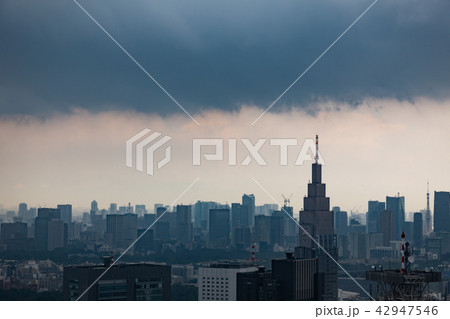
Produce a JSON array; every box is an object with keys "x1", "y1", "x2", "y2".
[{"x1": 202, "y1": 277, "x2": 229, "y2": 281}]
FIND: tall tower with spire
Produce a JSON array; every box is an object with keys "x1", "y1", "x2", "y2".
[
  {"x1": 425, "y1": 182, "x2": 432, "y2": 234},
  {"x1": 298, "y1": 135, "x2": 338, "y2": 300}
]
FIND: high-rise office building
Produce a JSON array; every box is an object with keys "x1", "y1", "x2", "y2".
[
  {"x1": 367, "y1": 201, "x2": 385, "y2": 233},
  {"x1": 298, "y1": 135, "x2": 337, "y2": 301},
  {"x1": 57, "y1": 204, "x2": 72, "y2": 224},
  {"x1": 242, "y1": 194, "x2": 255, "y2": 227},
  {"x1": 380, "y1": 210, "x2": 395, "y2": 246},
  {"x1": 194, "y1": 201, "x2": 217, "y2": 229},
  {"x1": 270, "y1": 211, "x2": 285, "y2": 247},
  {"x1": 233, "y1": 227, "x2": 251, "y2": 250},
  {"x1": 1, "y1": 222, "x2": 27, "y2": 242},
  {"x1": 198, "y1": 261, "x2": 257, "y2": 301},
  {"x1": 34, "y1": 208, "x2": 67, "y2": 251},
  {"x1": 63, "y1": 258, "x2": 171, "y2": 300},
  {"x1": 413, "y1": 212, "x2": 423, "y2": 248},
  {"x1": 386, "y1": 195, "x2": 405, "y2": 240},
  {"x1": 434, "y1": 191, "x2": 450, "y2": 233},
  {"x1": 333, "y1": 208, "x2": 348, "y2": 236},
  {"x1": 209, "y1": 209, "x2": 230, "y2": 248},
  {"x1": 254, "y1": 215, "x2": 271, "y2": 245},
  {"x1": 18, "y1": 203, "x2": 27, "y2": 219},
  {"x1": 109, "y1": 203, "x2": 117, "y2": 214},
  {"x1": 176, "y1": 205, "x2": 192, "y2": 245},
  {"x1": 123, "y1": 213, "x2": 138, "y2": 248},
  {"x1": 135, "y1": 205, "x2": 146, "y2": 217},
  {"x1": 105, "y1": 214, "x2": 124, "y2": 249},
  {"x1": 231, "y1": 203, "x2": 249, "y2": 229}
]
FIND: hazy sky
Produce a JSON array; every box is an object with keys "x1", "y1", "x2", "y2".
[{"x1": 0, "y1": 0, "x2": 449, "y2": 214}]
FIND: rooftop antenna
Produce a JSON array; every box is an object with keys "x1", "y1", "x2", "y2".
[
  {"x1": 315, "y1": 134, "x2": 319, "y2": 164},
  {"x1": 282, "y1": 194, "x2": 292, "y2": 207},
  {"x1": 127, "y1": 202, "x2": 131, "y2": 214},
  {"x1": 426, "y1": 181, "x2": 432, "y2": 234}
]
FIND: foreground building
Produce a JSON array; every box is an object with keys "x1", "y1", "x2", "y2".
[
  {"x1": 237, "y1": 253, "x2": 323, "y2": 301},
  {"x1": 63, "y1": 257, "x2": 171, "y2": 301},
  {"x1": 198, "y1": 261, "x2": 257, "y2": 301}
]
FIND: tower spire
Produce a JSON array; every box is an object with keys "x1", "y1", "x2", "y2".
[{"x1": 315, "y1": 134, "x2": 319, "y2": 164}]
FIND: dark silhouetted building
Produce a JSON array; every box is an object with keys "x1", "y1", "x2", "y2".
[
  {"x1": 386, "y1": 195, "x2": 405, "y2": 240},
  {"x1": 270, "y1": 211, "x2": 285, "y2": 246},
  {"x1": 298, "y1": 142, "x2": 337, "y2": 301},
  {"x1": 57, "y1": 204, "x2": 72, "y2": 224},
  {"x1": 105, "y1": 214, "x2": 124, "y2": 249},
  {"x1": 367, "y1": 200, "x2": 385, "y2": 233},
  {"x1": 34, "y1": 208, "x2": 67, "y2": 251},
  {"x1": 242, "y1": 194, "x2": 255, "y2": 227},
  {"x1": 123, "y1": 213, "x2": 138, "y2": 248},
  {"x1": 254, "y1": 215, "x2": 271, "y2": 246},
  {"x1": 231, "y1": 203, "x2": 249, "y2": 229},
  {"x1": 434, "y1": 191, "x2": 450, "y2": 233},
  {"x1": 272, "y1": 252, "x2": 322, "y2": 300},
  {"x1": 209, "y1": 208, "x2": 230, "y2": 248},
  {"x1": 176, "y1": 205, "x2": 192, "y2": 245},
  {"x1": 63, "y1": 259, "x2": 171, "y2": 300},
  {"x1": 413, "y1": 212, "x2": 423, "y2": 248},
  {"x1": 234, "y1": 227, "x2": 251, "y2": 250},
  {"x1": 236, "y1": 266, "x2": 279, "y2": 301},
  {"x1": 380, "y1": 210, "x2": 395, "y2": 246}
]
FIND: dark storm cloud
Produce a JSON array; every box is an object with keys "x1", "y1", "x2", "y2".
[{"x1": 1, "y1": 0, "x2": 449, "y2": 116}]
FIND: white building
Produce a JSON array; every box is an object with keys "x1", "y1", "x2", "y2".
[{"x1": 198, "y1": 261, "x2": 257, "y2": 301}]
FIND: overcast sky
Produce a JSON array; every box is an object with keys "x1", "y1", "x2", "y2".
[{"x1": 0, "y1": 0, "x2": 449, "y2": 215}]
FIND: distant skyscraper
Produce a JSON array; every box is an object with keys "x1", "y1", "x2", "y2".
[
  {"x1": 34, "y1": 208, "x2": 66, "y2": 251},
  {"x1": 91, "y1": 200, "x2": 98, "y2": 212},
  {"x1": 242, "y1": 194, "x2": 255, "y2": 227},
  {"x1": 424, "y1": 182, "x2": 432, "y2": 234},
  {"x1": 231, "y1": 203, "x2": 249, "y2": 229},
  {"x1": 105, "y1": 214, "x2": 124, "y2": 249},
  {"x1": 109, "y1": 203, "x2": 117, "y2": 214},
  {"x1": 123, "y1": 213, "x2": 138, "y2": 248},
  {"x1": 380, "y1": 210, "x2": 395, "y2": 246},
  {"x1": 18, "y1": 203, "x2": 27, "y2": 219},
  {"x1": 135, "y1": 204, "x2": 146, "y2": 216},
  {"x1": 298, "y1": 135, "x2": 337, "y2": 301},
  {"x1": 209, "y1": 208, "x2": 230, "y2": 248},
  {"x1": 434, "y1": 191, "x2": 450, "y2": 233},
  {"x1": 413, "y1": 212, "x2": 423, "y2": 248},
  {"x1": 367, "y1": 200, "x2": 385, "y2": 233},
  {"x1": 333, "y1": 208, "x2": 348, "y2": 236},
  {"x1": 176, "y1": 205, "x2": 192, "y2": 245},
  {"x1": 254, "y1": 215, "x2": 271, "y2": 245},
  {"x1": 57, "y1": 204, "x2": 72, "y2": 224},
  {"x1": 270, "y1": 211, "x2": 285, "y2": 247},
  {"x1": 386, "y1": 195, "x2": 405, "y2": 240},
  {"x1": 194, "y1": 201, "x2": 218, "y2": 229}
]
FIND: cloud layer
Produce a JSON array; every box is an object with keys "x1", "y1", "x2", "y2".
[
  {"x1": 0, "y1": 98, "x2": 448, "y2": 214},
  {"x1": 1, "y1": 0, "x2": 450, "y2": 115}
]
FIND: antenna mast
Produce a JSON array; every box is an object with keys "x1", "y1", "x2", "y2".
[{"x1": 315, "y1": 134, "x2": 319, "y2": 164}]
